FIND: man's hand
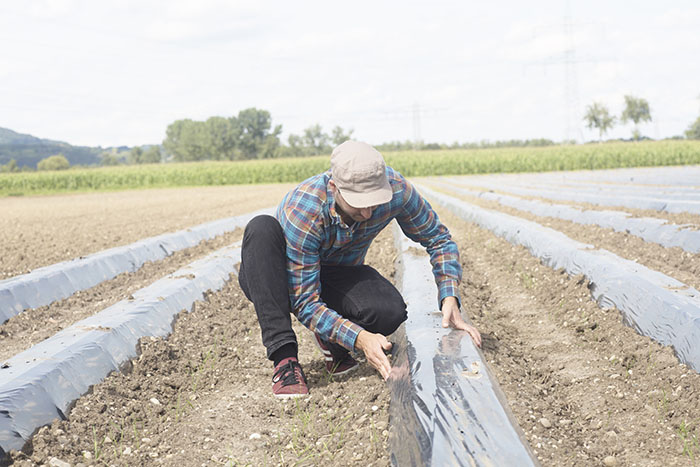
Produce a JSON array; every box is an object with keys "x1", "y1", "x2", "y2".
[
  {"x1": 441, "y1": 296, "x2": 482, "y2": 348},
  {"x1": 355, "y1": 330, "x2": 393, "y2": 380}
]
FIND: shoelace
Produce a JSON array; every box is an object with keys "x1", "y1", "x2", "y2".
[{"x1": 272, "y1": 360, "x2": 307, "y2": 387}]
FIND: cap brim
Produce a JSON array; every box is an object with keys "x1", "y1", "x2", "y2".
[{"x1": 338, "y1": 182, "x2": 393, "y2": 208}]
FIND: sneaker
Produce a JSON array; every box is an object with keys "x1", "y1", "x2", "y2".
[
  {"x1": 272, "y1": 357, "x2": 309, "y2": 399},
  {"x1": 313, "y1": 333, "x2": 359, "y2": 376}
]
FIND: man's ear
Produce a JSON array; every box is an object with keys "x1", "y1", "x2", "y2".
[{"x1": 328, "y1": 179, "x2": 337, "y2": 193}]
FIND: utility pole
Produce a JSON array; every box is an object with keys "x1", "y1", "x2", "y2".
[
  {"x1": 412, "y1": 102, "x2": 422, "y2": 148},
  {"x1": 525, "y1": 0, "x2": 610, "y2": 144},
  {"x1": 563, "y1": 0, "x2": 580, "y2": 144}
]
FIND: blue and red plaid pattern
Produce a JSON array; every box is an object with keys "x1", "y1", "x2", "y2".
[{"x1": 276, "y1": 166, "x2": 461, "y2": 351}]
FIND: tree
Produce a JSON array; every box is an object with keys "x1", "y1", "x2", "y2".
[
  {"x1": 141, "y1": 146, "x2": 162, "y2": 163},
  {"x1": 204, "y1": 116, "x2": 240, "y2": 160},
  {"x1": 285, "y1": 134, "x2": 306, "y2": 157},
  {"x1": 0, "y1": 158, "x2": 19, "y2": 173},
  {"x1": 583, "y1": 102, "x2": 616, "y2": 142},
  {"x1": 37, "y1": 154, "x2": 70, "y2": 171},
  {"x1": 685, "y1": 116, "x2": 700, "y2": 140},
  {"x1": 331, "y1": 126, "x2": 354, "y2": 146},
  {"x1": 621, "y1": 95, "x2": 651, "y2": 140},
  {"x1": 237, "y1": 108, "x2": 282, "y2": 159},
  {"x1": 100, "y1": 151, "x2": 124, "y2": 166},
  {"x1": 128, "y1": 146, "x2": 143, "y2": 164},
  {"x1": 302, "y1": 124, "x2": 330, "y2": 155}
]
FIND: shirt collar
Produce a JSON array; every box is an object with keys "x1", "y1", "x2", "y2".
[{"x1": 326, "y1": 180, "x2": 354, "y2": 229}]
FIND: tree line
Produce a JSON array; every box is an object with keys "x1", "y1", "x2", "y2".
[
  {"x1": 157, "y1": 107, "x2": 559, "y2": 163},
  {"x1": 4, "y1": 102, "x2": 700, "y2": 173},
  {"x1": 160, "y1": 108, "x2": 357, "y2": 162}
]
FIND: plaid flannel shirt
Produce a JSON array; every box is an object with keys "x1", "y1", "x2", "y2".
[{"x1": 276, "y1": 166, "x2": 461, "y2": 351}]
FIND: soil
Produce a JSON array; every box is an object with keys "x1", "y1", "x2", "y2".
[
  {"x1": 0, "y1": 184, "x2": 293, "y2": 279},
  {"x1": 4, "y1": 178, "x2": 700, "y2": 466}
]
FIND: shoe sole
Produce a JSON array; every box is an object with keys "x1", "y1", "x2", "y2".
[{"x1": 274, "y1": 392, "x2": 310, "y2": 400}]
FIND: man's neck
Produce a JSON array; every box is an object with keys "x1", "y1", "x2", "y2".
[{"x1": 334, "y1": 203, "x2": 355, "y2": 226}]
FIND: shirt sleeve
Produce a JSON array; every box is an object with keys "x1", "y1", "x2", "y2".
[
  {"x1": 394, "y1": 174, "x2": 462, "y2": 308},
  {"x1": 279, "y1": 205, "x2": 364, "y2": 351}
]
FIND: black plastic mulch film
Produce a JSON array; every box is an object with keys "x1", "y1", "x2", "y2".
[
  {"x1": 388, "y1": 223, "x2": 537, "y2": 466},
  {"x1": 417, "y1": 184, "x2": 700, "y2": 375},
  {"x1": 0, "y1": 208, "x2": 273, "y2": 324}
]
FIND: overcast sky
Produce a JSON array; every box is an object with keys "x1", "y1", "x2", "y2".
[{"x1": 1, "y1": 0, "x2": 699, "y2": 148}]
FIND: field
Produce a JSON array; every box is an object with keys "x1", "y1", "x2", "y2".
[
  {"x1": 2, "y1": 162, "x2": 700, "y2": 466},
  {"x1": 2, "y1": 141, "x2": 700, "y2": 196}
]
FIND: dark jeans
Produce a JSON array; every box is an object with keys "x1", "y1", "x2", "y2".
[{"x1": 238, "y1": 215, "x2": 407, "y2": 360}]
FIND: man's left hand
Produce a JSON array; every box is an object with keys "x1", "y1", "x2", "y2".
[{"x1": 441, "y1": 296, "x2": 482, "y2": 348}]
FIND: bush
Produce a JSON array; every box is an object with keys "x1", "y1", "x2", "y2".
[
  {"x1": 686, "y1": 116, "x2": 700, "y2": 140},
  {"x1": 37, "y1": 154, "x2": 70, "y2": 171},
  {"x1": 0, "y1": 159, "x2": 19, "y2": 173}
]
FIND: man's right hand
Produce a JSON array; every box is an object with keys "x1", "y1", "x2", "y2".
[{"x1": 355, "y1": 330, "x2": 392, "y2": 380}]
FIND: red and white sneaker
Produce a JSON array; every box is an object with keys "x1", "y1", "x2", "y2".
[
  {"x1": 313, "y1": 333, "x2": 359, "y2": 376},
  {"x1": 272, "y1": 357, "x2": 309, "y2": 399}
]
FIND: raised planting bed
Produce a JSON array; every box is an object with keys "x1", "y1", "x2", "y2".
[
  {"x1": 0, "y1": 208, "x2": 272, "y2": 324},
  {"x1": 448, "y1": 175, "x2": 700, "y2": 215},
  {"x1": 418, "y1": 185, "x2": 700, "y2": 373},
  {"x1": 0, "y1": 243, "x2": 242, "y2": 456},
  {"x1": 388, "y1": 223, "x2": 537, "y2": 466},
  {"x1": 436, "y1": 182, "x2": 700, "y2": 253}
]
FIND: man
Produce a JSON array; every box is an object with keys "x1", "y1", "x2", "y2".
[{"x1": 238, "y1": 141, "x2": 481, "y2": 398}]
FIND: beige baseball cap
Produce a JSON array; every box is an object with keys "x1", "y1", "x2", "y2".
[{"x1": 330, "y1": 141, "x2": 393, "y2": 208}]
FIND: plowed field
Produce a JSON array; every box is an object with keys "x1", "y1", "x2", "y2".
[{"x1": 3, "y1": 169, "x2": 700, "y2": 466}]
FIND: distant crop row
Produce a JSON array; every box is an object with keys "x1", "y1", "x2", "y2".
[{"x1": 1, "y1": 141, "x2": 699, "y2": 196}]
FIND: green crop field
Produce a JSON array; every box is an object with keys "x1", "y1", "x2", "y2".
[{"x1": 1, "y1": 140, "x2": 699, "y2": 197}]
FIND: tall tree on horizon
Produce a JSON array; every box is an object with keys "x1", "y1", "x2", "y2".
[
  {"x1": 621, "y1": 95, "x2": 652, "y2": 140},
  {"x1": 583, "y1": 102, "x2": 616, "y2": 142}
]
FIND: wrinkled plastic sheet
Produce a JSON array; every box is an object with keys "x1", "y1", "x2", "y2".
[
  {"x1": 436, "y1": 182, "x2": 700, "y2": 253},
  {"x1": 511, "y1": 165, "x2": 700, "y2": 187},
  {"x1": 0, "y1": 208, "x2": 272, "y2": 324},
  {"x1": 448, "y1": 177, "x2": 700, "y2": 215},
  {"x1": 511, "y1": 182, "x2": 700, "y2": 202},
  {"x1": 0, "y1": 244, "x2": 242, "y2": 456},
  {"x1": 388, "y1": 224, "x2": 537, "y2": 466},
  {"x1": 418, "y1": 184, "x2": 700, "y2": 373}
]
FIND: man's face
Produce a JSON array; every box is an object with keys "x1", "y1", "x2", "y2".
[{"x1": 329, "y1": 180, "x2": 377, "y2": 223}]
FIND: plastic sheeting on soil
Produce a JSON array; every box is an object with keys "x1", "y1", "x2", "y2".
[
  {"x1": 0, "y1": 208, "x2": 272, "y2": 324},
  {"x1": 0, "y1": 244, "x2": 242, "y2": 457},
  {"x1": 435, "y1": 182, "x2": 700, "y2": 253},
  {"x1": 388, "y1": 224, "x2": 537, "y2": 466},
  {"x1": 418, "y1": 185, "x2": 700, "y2": 374},
  {"x1": 509, "y1": 165, "x2": 700, "y2": 187},
  {"x1": 507, "y1": 182, "x2": 700, "y2": 202},
  {"x1": 448, "y1": 177, "x2": 700, "y2": 215}
]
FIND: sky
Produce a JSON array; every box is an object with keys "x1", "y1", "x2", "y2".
[{"x1": 1, "y1": 0, "x2": 699, "y2": 148}]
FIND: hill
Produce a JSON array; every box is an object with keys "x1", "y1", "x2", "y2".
[{"x1": 0, "y1": 127, "x2": 115, "y2": 168}]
